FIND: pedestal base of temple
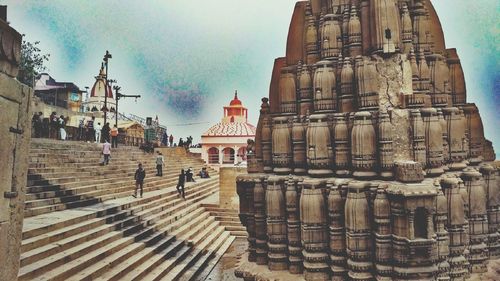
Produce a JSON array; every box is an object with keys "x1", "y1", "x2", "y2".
[{"x1": 235, "y1": 252, "x2": 306, "y2": 281}]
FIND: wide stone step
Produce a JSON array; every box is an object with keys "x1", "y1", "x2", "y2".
[
  {"x1": 26, "y1": 162, "x2": 206, "y2": 195},
  {"x1": 162, "y1": 221, "x2": 226, "y2": 280},
  {"x1": 18, "y1": 184, "x2": 219, "y2": 280},
  {"x1": 25, "y1": 174, "x2": 216, "y2": 218},
  {"x1": 178, "y1": 231, "x2": 235, "y2": 281},
  {"x1": 90, "y1": 211, "x2": 213, "y2": 281},
  {"x1": 25, "y1": 167, "x2": 197, "y2": 204},
  {"x1": 22, "y1": 177, "x2": 219, "y2": 240},
  {"x1": 21, "y1": 180, "x2": 218, "y2": 255}
]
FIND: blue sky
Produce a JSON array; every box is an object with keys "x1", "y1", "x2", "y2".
[{"x1": 5, "y1": 0, "x2": 499, "y2": 154}]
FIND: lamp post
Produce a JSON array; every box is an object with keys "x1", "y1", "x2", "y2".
[
  {"x1": 113, "y1": 85, "x2": 141, "y2": 128},
  {"x1": 103, "y1": 50, "x2": 112, "y2": 124}
]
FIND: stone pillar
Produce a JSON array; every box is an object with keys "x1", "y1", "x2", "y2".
[
  {"x1": 328, "y1": 180, "x2": 347, "y2": 280},
  {"x1": 442, "y1": 107, "x2": 467, "y2": 171},
  {"x1": 421, "y1": 108, "x2": 444, "y2": 176},
  {"x1": 351, "y1": 111, "x2": 377, "y2": 179},
  {"x1": 373, "y1": 187, "x2": 393, "y2": 280},
  {"x1": 285, "y1": 176, "x2": 302, "y2": 274},
  {"x1": 254, "y1": 175, "x2": 268, "y2": 265},
  {"x1": 262, "y1": 115, "x2": 273, "y2": 173},
  {"x1": 410, "y1": 109, "x2": 426, "y2": 168},
  {"x1": 298, "y1": 62, "x2": 314, "y2": 115},
  {"x1": 345, "y1": 181, "x2": 373, "y2": 281},
  {"x1": 300, "y1": 179, "x2": 330, "y2": 281},
  {"x1": 348, "y1": 5, "x2": 362, "y2": 57},
  {"x1": 441, "y1": 178, "x2": 468, "y2": 281},
  {"x1": 304, "y1": 4, "x2": 320, "y2": 65},
  {"x1": 313, "y1": 60, "x2": 337, "y2": 113},
  {"x1": 306, "y1": 114, "x2": 334, "y2": 177},
  {"x1": 461, "y1": 169, "x2": 489, "y2": 273},
  {"x1": 272, "y1": 117, "x2": 292, "y2": 174},
  {"x1": 434, "y1": 182, "x2": 451, "y2": 281},
  {"x1": 462, "y1": 104, "x2": 484, "y2": 165},
  {"x1": 339, "y1": 57, "x2": 355, "y2": 113},
  {"x1": 378, "y1": 110, "x2": 394, "y2": 179},
  {"x1": 279, "y1": 66, "x2": 298, "y2": 114},
  {"x1": 0, "y1": 16, "x2": 31, "y2": 281},
  {"x1": 219, "y1": 145, "x2": 223, "y2": 165},
  {"x1": 480, "y1": 164, "x2": 500, "y2": 258},
  {"x1": 292, "y1": 116, "x2": 307, "y2": 175},
  {"x1": 437, "y1": 108, "x2": 450, "y2": 171},
  {"x1": 333, "y1": 113, "x2": 350, "y2": 177},
  {"x1": 266, "y1": 176, "x2": 288, "y2": 270}
]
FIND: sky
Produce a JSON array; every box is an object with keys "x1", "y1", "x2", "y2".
[{"x1": 4, "y1": 0, "x2": 499, "y2": 155}]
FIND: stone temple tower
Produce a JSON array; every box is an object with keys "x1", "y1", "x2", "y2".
[{"x1": 236, "y1": 1, "x2": 497, "y2": 280}]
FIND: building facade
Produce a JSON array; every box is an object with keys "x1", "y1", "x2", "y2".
[{"x1": 201, "y1": 91, "x2": 256, "y2": 166}]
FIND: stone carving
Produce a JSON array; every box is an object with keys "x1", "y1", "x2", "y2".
[{"x1": 235, "y1": 0, "x2": 497, "y2": 280}]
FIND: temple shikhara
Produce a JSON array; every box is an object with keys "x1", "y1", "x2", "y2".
[
  {"x1": 235, "y1": 1, "x2": 498, "y2": 280},
  {"x1": 201, "y1": 91, "x2": 256, "y2": 165}
]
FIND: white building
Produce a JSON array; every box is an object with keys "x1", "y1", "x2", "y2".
[{"x1": 200, "y1": 91, "x2": 256, "y2": 166}]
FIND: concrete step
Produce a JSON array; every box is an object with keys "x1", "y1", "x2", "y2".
[
  {"x1": 18, "y1": 184, "x2": 219, "y2": 280},
  {"x1": 22, "y1": 177, "x2": 219, "y2": 240},
  {"x1": 66, "y1": 209, "x2": 211, "y2": 281},
  {"x1": 178, "y1": 231, "x2": 234, "y2": 281},
  {"x1": 25, "y1": 174, "x2": 216, "y2": 217},
  {"x1": 163, "y1": 222, "x2": 226, "y2": 280},
  {"x1": 21, "y1": 180, "x2": 218, "y2": 255}
]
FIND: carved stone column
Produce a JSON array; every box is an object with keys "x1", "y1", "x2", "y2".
[
  {"x1": 480, "y1": 164, "x2": 500, "y2": 258},
  {"x1": 461, "y1": 168, "x2": 489, "y2": 273},
  {"x1": 421, "y1": 108, "x2": 444, "y2": 176},
  {"x1": 351, "y1": 111, "x2": 377, "y2": 179},
  {"x1": 254, "y1": 175, "x2": 268, "y2": 265},
  {"x1": 374, "y1": 187, "x2": 393, "y2": 280},
  {"x1": 328, "y1": 180, "x2": 347, "y2": 280},
  {"x1": 300, "y1": 179, "x2": 330, "y2": 281},
  {"x1": 285, "y1": 176, "x2": 303, "y2": 273},
  {"x1": 266, "y1": 176, "x2": 288, "y2": 270}
]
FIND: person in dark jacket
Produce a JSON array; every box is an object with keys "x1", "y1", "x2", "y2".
[
  {"x1": 133, "y1": 163, "x2": 146, "y2": 198},
  {"x1": 186, "y1": 167, "x2": 196, "y2": 182},
  {"x1": 101, "y1": 122, "x2": 111, "y2": 143},
  {"x1": 176, "y1": 169, "x2": 185, "y2": 199}
]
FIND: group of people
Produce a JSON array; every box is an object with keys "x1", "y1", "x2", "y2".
[
  {"x1": 133, "y1": 154, "x2": 210, "y2": 200},
  {"x1": 32, "y1": 112, "x2": 119, "y2": 147},
  {"x1": 32, "y1": 111, "x2": 67, "y2": 140},
  {"x1": 79, "y1": 116, "x2": 119, "y2": 148},
  {"x1": 161, "y1": 132, "x2": 175, "y2": 147}
]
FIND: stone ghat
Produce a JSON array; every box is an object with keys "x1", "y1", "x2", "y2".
[{"x1": 234, "y1": 163, "x2": 500, "y2": 281}]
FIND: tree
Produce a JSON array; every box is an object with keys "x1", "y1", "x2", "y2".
[{"x1": 17, "y1": 35, "x2": 50, "y2": 86}]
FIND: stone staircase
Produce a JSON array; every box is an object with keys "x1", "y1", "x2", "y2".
[
  {"x1": 18, "y1": 139, "x2": 236, "y2": 281},
  {"x1": 201, "y1": 204, "x2": 247, "y2": 238}
]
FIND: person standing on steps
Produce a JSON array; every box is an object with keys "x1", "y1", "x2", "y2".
[
  {"x1": 176, "y1": 169, "x2": 186, "y2": 199},
  {"x1": 94, "y1": 122, "x2": 102, "y2": 143},
  {"x1": 101, "y1": 122, "x2": 111, "y2": 143},
  {"x1": 86, "y1": 116, "x2": 95, "y2": 143},
  {"x1": 110, "y1": 125, "x2": 119, "y2": 148},
  {"x1": 102, "y1": 139, "x2": 111, "y2": 165},
  {"x1": 59, "y1": 115, "x2": 67, "y2": 140},
  {"x1": 156, "y1": 152, "x2": 164, "y2": 176},
  {"x1": 134, "y1": 163, "x2": 146, "y2": 198},
  {"x1": 169, "y1": 134, "x2": 174, "y2": 147}
]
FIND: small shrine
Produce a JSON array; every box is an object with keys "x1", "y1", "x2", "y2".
[{"x1": 201, "y1": 91, "x2": 256, "y2": 165}]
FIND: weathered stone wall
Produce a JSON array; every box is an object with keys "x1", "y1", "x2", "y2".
[
  {"x1": 0, "y1": 69, "x2": 32, "y2": 280},
  {"x1": 0, "y1": 14, "x2": 32, "y2": 281},
  {"x1": 219, "y1": 167, "x2": 247, "y2": 210}
]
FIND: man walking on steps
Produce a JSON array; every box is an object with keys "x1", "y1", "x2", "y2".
[
  {"x1": 102, "y1": 140, "x2": 111, "y2": 165},
  {"x1": 156, "y1": 152, "x2": 164, "y2": 176},
  {"x1": 176, "y1": 169, "x2": 185, "y2": 199},
  {"x1": 134, "y1": 163, "x2": 146, "y2": 198}
]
